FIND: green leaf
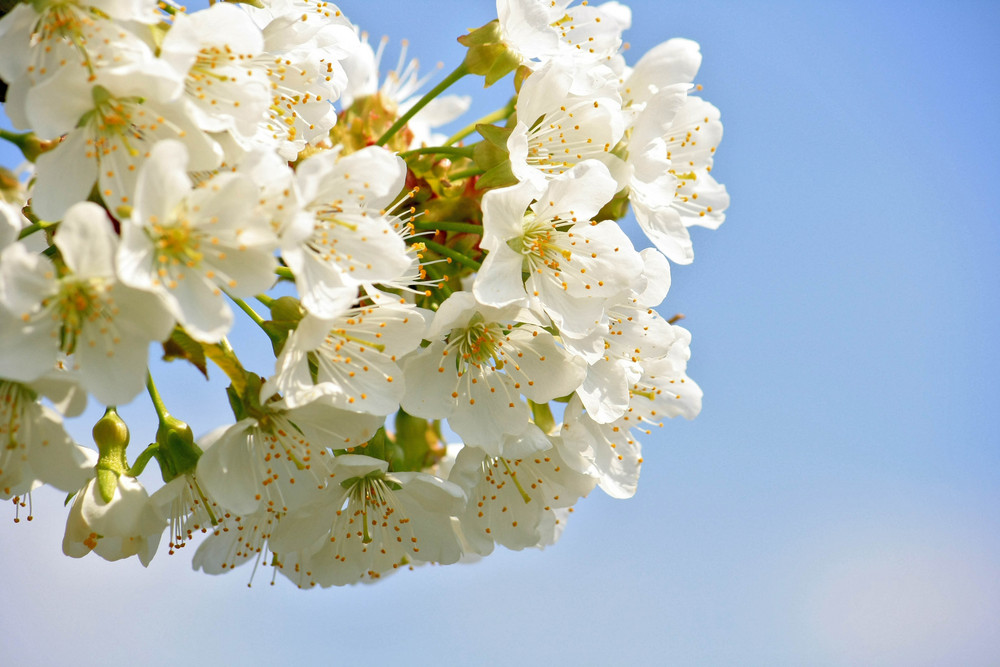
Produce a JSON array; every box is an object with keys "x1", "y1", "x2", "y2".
[
  {"x1": 202, "y1": 342, "x2": 247, "y2": 398},
  {"x1": 161, "y1": 327, "x2": 208, "y2": 379}
]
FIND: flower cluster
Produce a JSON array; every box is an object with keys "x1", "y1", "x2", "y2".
[{"x1": 0, "y1": 0, "x2": 728, "y2": 586}]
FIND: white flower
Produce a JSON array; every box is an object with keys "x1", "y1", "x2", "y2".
[
  {"x1": 159, "y1": 3, "x2": 271, "y2": 143},
  {"x1": 0, "y1": 0, "x2": 166, "y2": 131},
  {"x1": 195, "y1": 396, "x2": 382, "y2": 517},
  {"x1": 0, "y1": 383, "x2": 96, "y2": 503},
  {"x1": 623, "y1": 38, "x2": 702, "y2": 109},
  {"x1": 618, "y1": 38, "x2": 729, "y2": 264},
  {"x1": 242, "y1": 0, "x2": 360, "y2": 159},
  {"x1": 0, "y1": 202, "x2": 174, "y2": 405},
  {"x1": 560, "y1": 393, "x2": 642, "y2": 498},
  {"x1": 508, "y1": 60, "x2": 625, "y2": 190},
  {"x1": 63, "y1": 474, "x2": 163, "y2": 566},
  {"x1": 496, "y1": 0, "x2": 630, "y2": 71},
  {"x1": 562, "y1": 249, "x2": 684, "y2": 423},
  {"x1": 268, "y1": 301, "x2": 427, "y2": 415},
  {"x1": 475, "y1": 160, "x2": 643, "y2": 337},
  {"x1": 192, "y1": 507, "x2": 279, "y2": 577},
  {"x1": 282, "y1": 145, "x2": 414, "y2": 318},
  {"x1": 28, "y1": 67, "x2": 220, "y2": 221},
  {"x1": 448, "y1": 440, "x2": 595, "y2": 555},
  {"x1": 117, "y1": 140, "x2": 277, "y2": 343},
  {"x1": 400, "y1": 291, "x2": 585, "y2": 456},
  {"x1": 560, "y1": 355, "x2": 701, "y2": 499},
  {"x1": 269, "y1": 454, "x2": 465, "y2": 587}
]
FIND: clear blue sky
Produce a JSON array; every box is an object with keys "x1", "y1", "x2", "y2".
[{"x1": 1, "y1": 1, "x2": 998, "y2": 665}]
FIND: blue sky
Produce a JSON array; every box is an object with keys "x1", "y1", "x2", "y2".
[{"x1": 1, "y1": 1, "x2": 998, "y2": 665}]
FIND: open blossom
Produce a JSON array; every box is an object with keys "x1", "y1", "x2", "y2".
[
  {"x1": 496, "y1": 0, "x2": 630, "y2": 71},
  {"x1": 619, "y1": 39, "x2": 729, "y2": 264},
  {"x1": 240, "y1": 0, "x2": 359, "y2": 159},
  {"x1": 339, "y1": 34, "x2": 471, "y2": 148},
  {"x1": 0, "y1": 0, "x2": 166, "y2": 131},
  {"x1": 508, "y1": 60, "x2": 625, "y2": 189},
  {"x1": 0, "y1": 203, "x2": 174, "y2": 405},
  {"x1": 117, "y1": 140, "x2": 277, "y2": 343},
  {"x1": 195, "y1": 395, "x2": 382, "y2": 517},
  {"x1": 269, "y1": 454, "x2": 465, "y2": 587},
  {"x1": 560, "y1": 354, "x2": 701, "y2": 499},
  {"x1": 268, "y1": 300, "x2": 427, "y2": 415},
  {"x1": 401, "y1": 292, "x2": 586, "y2": 456},
  {"x1": 159, "y1": 3, "x2": 271, "y2": 145},
  {"x1": 448, "y1": 439, "x2": 595, "y2": 555},
  {"x1": 278, "y1": 145, "x2": 414, "y2": 318},
  {"x1": 26, "y1": 64, "x2": 220, "y2": 222},
  {"x1": 475, "y1": 160, "x2": 644, "y2": 337}
]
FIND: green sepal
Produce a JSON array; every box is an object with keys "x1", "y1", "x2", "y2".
[
  {"x1": 528, "y1": 400, "x2": 557, "y2": 435},
  {"x1": 154, "y1": 414, "x2": 202, "y2": 482},
  {"x1": 223, "y1": 0, "x2": 264, "y2": 7},
  {"x1": 226, "y1": 383, "x2": 248, "y2": 422},
  {"x1": 459, "y1": 20, "x2": 522, "y2": 87},
  {"x1": 476, "y1": 123, "x2": 513, "y2": 149},
  {"x1": 127, "y1": 443, "x2": 159, "y2": 478},
  {"x1": 96, "y1": 467, "x2": 118, "y2": 504},
  {"x1": 262, "y1": 296, "x2": 304, "y2": 355},
  {"x1": 476, "y1": 161, "x2": 518, "y2": 190},
  {"x1": 594, "y1": 188, "x2": 631, "y2": 222}
]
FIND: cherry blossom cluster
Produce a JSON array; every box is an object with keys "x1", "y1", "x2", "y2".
[{"x1": 0, "y1": 0, "x2": 728, "y2": 586}]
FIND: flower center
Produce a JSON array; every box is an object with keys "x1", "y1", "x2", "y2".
[{"x1": 448, "y1": 314, "x2": 505, "y2": 371}]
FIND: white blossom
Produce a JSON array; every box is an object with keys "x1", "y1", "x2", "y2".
[
  {"x1": 117, "y1": 140, "x2": 276, "y2": 343},
  {"x1": 0, "y1": 203, "x2": 174, "y2": 405}
]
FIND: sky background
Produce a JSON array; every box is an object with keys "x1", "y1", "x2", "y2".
[{"x1": 1, "y1": 1, "x2": 998, "y2": 665}]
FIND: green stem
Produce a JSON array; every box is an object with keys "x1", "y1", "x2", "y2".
[
  {"x1": 447, "y1": 167, "x2": 484, "y2": 181},
  {"x1": 146, "y1": 372, "x2": 169, "y2": 422},
  {"x1": 127, "y1": 443, "x2": 159, "y2": 477},
  {"x1": 229, "y1": 294, "x2": 266, "y2": 329},
  {"x1": 255, "y1": 293, "x2": 276, "y2": 308},
  {"x1": 420, "y1": 239, "x2": 482, "y2": 271},
  {"x1": 399, "y1": 145, "x2": 476, "y2": 160},
  {"x1": 375, "y1": 62, "x2": 470, "y2": 147},
  {"x1": 275, "y1": 266, "x2": 294, "y2": 280},
  {"x1": 229, "y1": 294, "x2": 281, "y2": 346},
  {"x1": 444, "y1": 99, "x2": 516, "y2": 147},
  {"x1": 17, "y1": 221, "x2": 55, "y2": 240},
  {"x1": 410, "y1": 220, "x2": 484, "y2": 235}
]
